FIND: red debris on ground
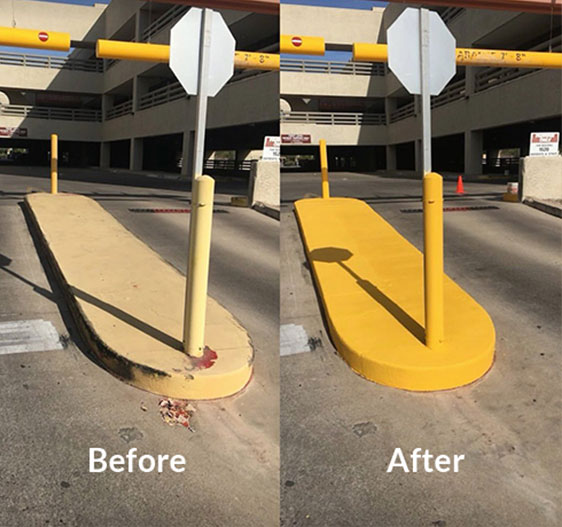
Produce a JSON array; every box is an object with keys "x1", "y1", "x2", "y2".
[
  {"x1": 192, "y1": 346, "x2": 218, "y2": 370},
  {"x1": 158, "y1": 398, "x2": 195, "y2": 431}
]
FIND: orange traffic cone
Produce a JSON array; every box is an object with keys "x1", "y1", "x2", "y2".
[{"x1": 456, "y1": 175, "x2": 465, "y2": 195}]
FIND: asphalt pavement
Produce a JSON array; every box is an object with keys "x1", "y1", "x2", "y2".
[
  {"x1": 0, "y1": 166, "x2": 279, "y2": 526},
  {"x1": 280, "y1": 171, "x2": 561, "y2": 527}
]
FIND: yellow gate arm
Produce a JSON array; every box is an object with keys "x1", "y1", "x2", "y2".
[
  {"x1": 352, "y1": 42, "x2": 562, "y2": 69},
  {"x1": 0, "y1": 26, "x2": 70, "y2": 52},
  {"x1": 96, "y1": 39, "x2": 280, "y2": 70},
  {"x1": 280, "y1": 35, "x2": 325, "y2": 55}
]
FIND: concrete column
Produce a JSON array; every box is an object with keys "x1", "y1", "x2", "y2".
[
  {"x1": 386, "y1": 144, "x2": 397, "y2": 171},
  {"x1": 414, "y1": 95, "x2": 421, "y2": 117},
  {"x1": 131, "y1": 77, "x2": 139, "y2": 113},
  {"x1": 384, "y1": 97, "x2": 397, "y2": 125},
  {"x1": 465, "y1": 67, "x2": 477, "y2": 97},
  {"x1": 101, "y1": 94, "x2": 111, "y2": 122},
  {"x1": 464, "y1": 130, "x2": 483, "y2": 176},
  {"x1": 129, "y1": 137, "x2": 143, "y2": 171},
  {"x1": 100, "y1": 142, "x2": 110, "y2": 168},
  {"x1": 134, "y1": 76, "x2": 150, "y2": 112},
  {"x1": 181, "y1": 130, "x2": 194, "y2": 177},
  {"x1": 415, "y1": 139, "x2": 423, "y2": 175},
  {"x1": 135, "y1": 9, "x2": 149, "y2": 42}
]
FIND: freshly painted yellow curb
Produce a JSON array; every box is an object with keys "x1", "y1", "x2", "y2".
[
  {"x1": 25, "y1": 193, "x2": 253, "y2": 399},
  {"x1": 295, "y1": 197, "x2": 495, "y2": 391}
]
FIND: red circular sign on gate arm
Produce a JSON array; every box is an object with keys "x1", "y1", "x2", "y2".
[
  {"x1": 291, "y1": 36, "x2": 302, "y2": 47},
  {"x1": 38, "y1": 32, "x2": 49, "y2": 43}
]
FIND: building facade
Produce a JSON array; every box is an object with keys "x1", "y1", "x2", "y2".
[
  {"x1": 0, "y1": 0, "x2": 278, "y2": 175},
  {"x1": 280, "y1": 3, "x2": 561, "y2": 175}
]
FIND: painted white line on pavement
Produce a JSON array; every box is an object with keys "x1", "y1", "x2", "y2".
[
  {"x1": 280, "y1": 323, "x2": 311, "y2": 356},
  {"x1": 0, "y1": 319, "x2": 63, "y2": 355}
]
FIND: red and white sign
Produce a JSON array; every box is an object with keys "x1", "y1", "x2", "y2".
[
  {"x1": 281, "y1": 134, "x2": 311, "y2": 144},
  {"x1": 291, "y1": 36, "x2": 302, "y2": 47},
  {"x1": 262, "y1": 136, "x2": 280, "y2": 161},
  {"x1": 0, "y1": 127, "x2": 28, "y2": 138},
  {"x1": 38, "y1": 32, "x2": 49, "y2": 43},
  {"x1": 529, "y1": 132, "x2": 560, "y2": 156}
]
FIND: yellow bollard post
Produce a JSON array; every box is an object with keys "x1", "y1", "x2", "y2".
[
  {"x1": 319, "y1": 139, "x2": 330, "y2": 199},
  {"x1": 50, "y1": 134, "x2": 58, "y2": 194},
  {"x1": 423, "y1": 172, "x2": 444, "y2": 350},
  {"x1": 184, "y1": 175, "x2": 215, "y2": 357}
]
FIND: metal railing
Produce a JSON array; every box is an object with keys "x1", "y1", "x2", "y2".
[
  {"x1": 105, "y1": 100, "x2": 133, "y2": 120},
  {"x1": 0, "y1": 51, "x2": 103, "y2": 72},
  {"x1": 105, "y1": 58, "x2": 119, "y2": 70},
  {"x1": 0, "y1": 104, "x2": 101, "y2": 122},
  {"x1": 474, "y1": 37, "x2": 560, "y2": 93},
  {"x1": 142, "y1": 4, "x2": 188, "y2": 41},
  {"x1": 282, "y1": 111, "x2": 385, "y2": 125},
  {"x1": 474, "y1": 67, "x2": 536, "y2": 92},
  {"x1": 432, "y1": 78, "x2": 466, "y2": 108},
  {"x1": 138, "y1": 82, "x2": 186, "y2": 110},
  {"x1": 441, "y1": 7, "x2": 464, "y2": 23},
  {"x1": 204, "y1": 159, "x2": 253, "y2": 172},
  {"x1": 281, "y1": 58, "x2": 385, "y2": 76},
  {"x1": 389, "y1": 102, "x2": 415, "y2": 123},
  {"x1": 137, "y1": 68, "x2": 269, "y2": 112}
]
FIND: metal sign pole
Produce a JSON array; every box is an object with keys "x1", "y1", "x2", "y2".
[
  {"x1": 184, "y1": 8, "x2": 214, "y2": 358},
  {"x1": 191, "y1": 8, "x2": 212, "y2": 180},
  {"x1": 420, "y1": 7, "x2": 444, "y2": 350},
  {"x1": 420, "y1": 8, "x2": 431, "y2": 174}
]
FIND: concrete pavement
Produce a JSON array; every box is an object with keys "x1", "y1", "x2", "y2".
[
  {"x1": 281, "y1": 172, "x2": 561, "y2": 526},
  {"x1": 0, "y1": 167, "x2": 279, "y2": 526}
]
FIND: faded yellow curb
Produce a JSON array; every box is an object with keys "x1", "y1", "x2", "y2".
[
  {"x1": 502, "y1": 192, "x2": 519, "y2": 202},
  {"x1": 295, "y1": 197, "x2": 495, "y2": 391},
  {"x1": 25, "y1": 193, "x2": 253, "y2": 399}
]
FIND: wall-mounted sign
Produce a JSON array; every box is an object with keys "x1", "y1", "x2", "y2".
[
  {"x1": 281, "y1": 134, "x2": 311, "y2": 144},
  {"x1": 529, "y1": 132, "x2": 560, "y2": 156},
  {"x1": 262, "y1": 136, "x2": 280, "y2": 161},
  {"x1": 0, "y1": 127, "x2": 28, "y2": 137}
]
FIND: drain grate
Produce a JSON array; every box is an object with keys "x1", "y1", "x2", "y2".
[
  {"x1": 401, "y1": 205, "x2": 500, "y2": 213},
  {"x1": 129, "y1": 208, "x2": 191, "y2": 213},
  {"x1": 128, "y1": 208, "x2": 228, "y2": 214}
]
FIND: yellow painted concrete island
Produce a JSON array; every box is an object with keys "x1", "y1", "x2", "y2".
[
  {"x1": 25, "y1": 193, "x2": 253, "y2": 399},
  {"x1": 295, "y1": 197, "x2": 495, "y2": 391}
]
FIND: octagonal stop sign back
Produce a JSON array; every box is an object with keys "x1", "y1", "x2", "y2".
[
  {"x1": 169, "y1": 8, "x2": 235, "y2": 97},
  {"x1": 387, "y1": 8, "x2": 456, "y2": 96}
]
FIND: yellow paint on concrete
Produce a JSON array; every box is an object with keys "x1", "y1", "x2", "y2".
[
  {"x1": 230, "y1": 196, "x2": 249, "y2": 207},
  {"x1": 295, "y1": 197, "x2": 495, "y2": 391},
  {"x1": 502, "y1": 193, "x2": 519, "y2": 202},
  {"x1": 26, "y1": 193, "x2": 253, "y2": 399}
]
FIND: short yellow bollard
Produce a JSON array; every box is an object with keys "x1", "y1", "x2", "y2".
[
  {"x1": 423, "y1": 172, "x2": 444, "y2": 350},
  {"x1": 50, "y1": 134, "x2": 58, "y2": 195},
  {"x1": 319, "y1": 139, "x2": 330, "y2": 199},
  {"x1": 184, "y1": 175, "x2": 215, "y2": 358}
]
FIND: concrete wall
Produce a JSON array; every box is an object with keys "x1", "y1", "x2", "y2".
[
  {"x1": 0, "y1": 114, "x2": 101, "y2": 142},
  {"x1": 281, "y1": 123, "x2": 387, "y2": 146},
  {"x1": 387, "y1": 70, "x2": 561, "y2": 143},
  {"x1": 519, "y1": 156, "x2": 562, "y2": 200},
  {"x1": 250, "y1": 160, "x2": 280, "y2": 209},
  {"x1": 0, "y1": 66, "x2": 103, "y2": 94},
  {"x1": 280, "y1": 4, "x2": 385, "y2": 44},
  {"x1": 0, "y1": 0, "x2": 106, "y2": 40},
  {"x1": 102, "y1": 72, "x2": 278, "y2": 142},
  {"x1": 281, "y1": 72, "x2": 385, "y2": 98}
]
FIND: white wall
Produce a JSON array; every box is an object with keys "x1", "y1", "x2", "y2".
[
  {"x1": 0, "y1": 0, "x2": 105, "y2": 40},
  {"x1": 520, "y1": 155, "x2": 562, "y2": 200}
]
